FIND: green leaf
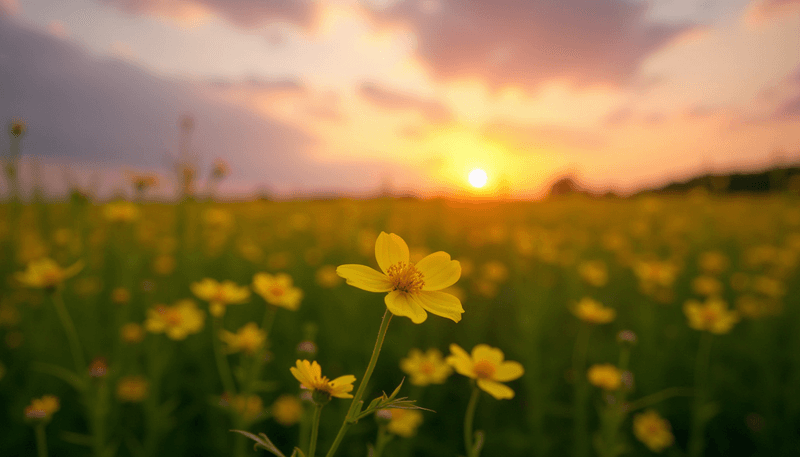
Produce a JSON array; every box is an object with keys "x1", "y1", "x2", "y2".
[
  {"x1": 290, "y1": 447, "x2": 306, "y2": 457},
  {"x1": 230, "y1": 430, "x2": 286, "y2": 457},
  {"x1": 31, "y1": 362, "x2": 86, "y2": 392},
  {"x1": 389, "y1": 378, "x2": 405, "y2": 400}
]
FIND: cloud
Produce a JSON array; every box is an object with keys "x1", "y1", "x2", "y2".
[
  {"x1": 100, "y1": 0, "x2": 317, "y2": 28},
  {"x1": 481, "y1": 121, "x2": 606, "y2": 153},
  {"x1": 358, "y1": 81, "x2": 452, "y2": 122},
  {"x1": 745, "y1": 0, "x2": 800, "y2": 24},
  {"x1": 47, "y1": 20, "x2": 69, "y2": 39},
  {"x1": 771, "y1": 94, "x2": 800, "y2": 120},
  {"x1": 0, "y1": 0, "x2": 18, "y2": 16},
  {"x1": 366, "y1": 0, "x2": 697, "y2": 90}
]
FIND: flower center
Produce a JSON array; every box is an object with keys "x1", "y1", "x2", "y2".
[
  {"x1": 701, "y1": 308, "x2": 719, "y2": 325},
  {"x1": 419, "y1": 361, "x2": 436, "y2": 375},
  {"x1": 473, "y1": 360, "x2": 496, "y2": 379},
  {"x1": 387, "y1": 262, "x2": 425, "y2": 294},
  {"x1": 270, "y1": 286, "x2": 285, "y2": 297}
]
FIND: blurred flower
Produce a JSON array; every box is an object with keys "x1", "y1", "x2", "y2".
[
  {"x1": 230, "y1": 394, "x2": 265, "y2": 423},
  {"x1": 220, "y1": 322, "x2": 266, "y2": 355},
  {"x1": 482, "y1": 260, "x2": 509, "y2": 283},
  {"x1": 24, "y1": 395, "x2": 59, "y2": 422},
  {"x1": 683, "y1": 297, "x2": 739, "y2": 334},
  {"x1": 634, "y1": 260, "x2": 678, "y2": 290},
  {"x1": 104, "y1": 202, "x2": 140, "y2": 223},
  {"x1": 111, "y1": 287, "x2": 131, "y2": 305},
  {"x1": 400, "y1": 348, "x2": 453, "y2": 386},
  {"x1": 446, "y1": 344, "x2": 524, "y2": 400},
  {"x1": 587, "y1": 364, "x2": 622, "y2": 391},
  {"x1": 698, "y1": 251, "x2": 728, "y2": 276},
  {"x1": 15, "y1": 258, "x2": 83, "y2": 290},
  {"x1": 753, "y1": 276, "x2": 785, "y2": 298},
  {"x1": 152, "y1": 254, "x2": 176, "y2": 276},
  {"x1": 252, "y1": 273, "x2": 303, "y2": 311},
  {"x1": 211, "y1": 158, "x2": 230, "y2": 180},
  {"x1": 88, "y1": 357, "x2": 108, "y2": 378},
  {"x1": 271, "y1": 394, "x2": 303, "y2": 426},
  {"x1": 383, "y1": 408, "x2": 424, "y2": 438},
  {"x1": 9, "y1": 118, "x2": 26, "y2": 138},
  {"x1": 131, "y1": 173, "x2": 158, "y2": 193},
  {"x1": 337, "y1": 232, "x2": 463, "y2": 324},
  {"x1": 191, "y1": 278, "x2": 250, "y2": 318},
  {"x1": 120, "y1": 323, "x2": 145, "y2": 344},
  {"x1": 578, "y1": 260, "x2": 608, "y2": 287},
  {"x1": 572, "y1": 298, "x2": 616, "y2": 324},
  {"x1": 315, "y1": 265, "x2": 342, "y2": 288},
  {"x1": 0, "y1": 303, "x2": 21, "y2": 327},
  {"x1": 633, "y1": 410, "x2": 674, "y2": 453},
  {"x1": 616, "y1": 330, "x2": 637, "y2": 345},
  {"x1": 117, "y1": 376, "x2": 149, "y2": 402},
  {"x1": 692, "y1": 276, "x2": 723, "y2": 297},
  {"x1": 290, "y1": 360, "x2": 355, "y2": 401},
  {"x1": 145, "y1": 300, "x2": 205, "y2": 340}
]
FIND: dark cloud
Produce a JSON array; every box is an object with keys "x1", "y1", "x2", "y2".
[
  {"x1": 772, "y1": 94, "x2": 800, "y2": 120},
  {"x1": 358, "y1": 81, "x2": 453, "y2": 122},
  {"x1": 482, "y1": 121, "x2": 606, "y2": 153},
  {"x1": 366, "y1": 0, "x2": 697, "y2": 90},
  {"x1": 100, "y1": 0, "x2": 317, "y2": 28}
]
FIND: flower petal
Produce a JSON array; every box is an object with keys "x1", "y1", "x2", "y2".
[
  {"x1": 446, "y1": 344, "x2": 474, "y2": 378},
  {"x1": 416, "y1": 252, "x2": 461, "y2": 291},
  {"x1": 336, "y1": 265, "x2": 392, "y2": 292},
  {"x1": 375, "y1": 232, "x2": 410, "y2": 275},
  {"x1": 494, "y1": 361, "x2": 525, "y2": 382},
  {"x1": 472, "y1": 344, "x2": 504, "y2": 366},
  {"x1": 385, "y1": 290, "x2": 427, "y2": 324},
  {"x1": 416, "y1": 290, "x2": 464, "y2": 323},
  {"x1": 477, "y1": 379, "x2": 515, "y2": 400}
]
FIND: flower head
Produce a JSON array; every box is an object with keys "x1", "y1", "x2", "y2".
[
  {"x1": 104, "y1": 202, "x2": 140, "y2": 223},
  {"x1": 290, "y1": 360, "x2": 355, "y2": 401},
  {"x1": 145, "y1": 299, "x2": 205, "y2": 340},
  {"x1": 117, "y1": 376, "x2": 149, "y2": 402},
  {"x1": 578, "y1": 260, "x2": 608, "y2": 287},
  {"x1": 587, "y1": 364, "x2": 622, "y2": 391},
  {"x1": 382, "y1": 408, "x2": 424, "y2": 438},
  {"x1": 400, "y1": 348, "x2": 452, "y2": 386},
  {"x1": 252, "y1": 273, "x2": 303, "y2": 310},
  {"x1": 337, "y1": 232, "x2": 463, "y2": 324},
  {"x1": 15, "y1": 258, "x2": 83, "y2": 290},
  {"x1": 572, "y1": 298, "x2": 616, "y2": 324},
  {"x1": 230, "y1": 394, "x2": 265, "y2": 423},
  {"x1": 220, "y1": 322, "x2": 266, "y2": 355},
  {"x1": 24, "y1": 395, "x2": 60, "y2": 422},
  {"x1": 271, "y1": 394, "x2": 303, "y2": 426},
  {"x1": 191, "y1": 278, "x2": 250, "y2": 317},
  {"x1": 633, "y1": 410, "x2": 674, "y2": 452},
  {"x1": 683, "y1": 297, "x2": 739, "y2": 334},
  {"x1": 446, "y1": 344, "x2": 524, "y2": 400}
]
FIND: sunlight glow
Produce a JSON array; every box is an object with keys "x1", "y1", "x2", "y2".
[{"x1": 469, "y1": 168, "x2": 488, "y2": 188}]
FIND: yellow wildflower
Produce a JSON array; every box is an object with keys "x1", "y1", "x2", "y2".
[
  {"x1": 103, "y1": 201, "x2": 140, "y2": 223},
  {"x1": 683, "y1": 298, "x2": 739, "y2": 334},
  {"x1": 337, "y1": 232, "x2": 463, "y2": 324},
  {"x1": 252, "y1": 273, "x2": 303, "y2": 310},
  {"x1": 111, "y1": 287, "x2": 131, "y2": 305},
  {"x1": 578, "y1": 260, "x2": 608, "y2": 287},
  {"x1": 117, "y1": 376, "x2": 149, "y2": 402},
  {"x1": 692, "y1": 276, "x2": 723, "y2": 297},
  {"x1": 15, "y1": 258, "x2": 82, "y2": 290},
  {"x1": 482, "y1": 260, "x2": 508, "y2": 283},
  {"x1": 24, "y1": 395, "x2": 60, "y2": 422},
  {"x1": 633, "y1": 410, "x2": 674, "y2": 452},
  {"x1": 153, "y1": 254, "x2": 176, "y2": 276},
  {"x1": 572, "y1": 298, "x2": 616, "y2": 324},
  {"x1": 587, "y1": 364, "x2": 622, "y2": 391},
  {"x1": 315, "y1": 265, "x2": 342, "y2": 288},
  {"x1": 383, "y1": 408, "x2": 424, "y2": 438},
  {"x1": 120, "y1": 323, "x2": 145, "y2": 343},
  {"x1": 446, "y1": 344, "x2": 524, "y2": 400},
  {"x1": 145, "y1": 300, "x2": 205, "y2": 340},
  {"x1": 220, "y1": 322, "x2": 266, "y2": 355},
  {"x1": 290, "y1": 360, "x2": 356, "y2": 399},
  {"x1": 230, "y1": 394, "x2": 265, "y2": 423},
  {"x1": 271, "y1": 394, "x2": 303, "y2": 426},
  {"x1": 400, "y1": 348, "x2": 453, "y2": 386},
  {"x1": 191, "y1": 278, "x2": 250, "y2": 317},
  {"x1": 698, "y1": 251, "x2": 728, "y2": 275}
]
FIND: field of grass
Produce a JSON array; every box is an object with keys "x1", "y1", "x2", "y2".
[{"x1": 1, "y1": 194, "x2": 799, "y2": 457}]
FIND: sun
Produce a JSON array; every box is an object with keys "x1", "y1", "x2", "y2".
[{"x1": 468, "y1": 168, "x2": 488, "y2": 188}]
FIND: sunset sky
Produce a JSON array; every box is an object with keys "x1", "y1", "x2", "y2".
[{"x1": 1, "y1": 0, "x2": 799, "y2": 198}]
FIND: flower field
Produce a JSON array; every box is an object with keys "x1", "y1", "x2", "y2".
[{"x1": 1, "y1": 195, "x2": 799, "y2": 457}]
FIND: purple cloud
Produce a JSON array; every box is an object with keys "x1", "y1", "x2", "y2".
[{"x1": 358, "y1": 81, "x2": 453, "y2": 122}]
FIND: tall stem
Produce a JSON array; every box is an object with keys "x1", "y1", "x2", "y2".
[
  {"x1": 51, "y1": 289, "x2": 86, "y2": 373},
  {"x1": 688, "y1": 332, "x2": 713, "y2": 457},
  {"x1": 211, "y1": 317, "x2": 237, "y2": 396},
  {"x1": 464, "y1": 383, "x2": 481, "y2": 457},
  {"x1": 373, "y1": 424, "x2": 392, "y2": 457},
  {"x1": 35, "y1": 424, "x2": 48, "y2": 457},
  {"x1": 308, "y1": 404, "x2": 324, "y2": 457},
  {"x1": 324, "y1": 309, "x2": 392, "y2": 457},
  {"x1": 572, "y1": 323, "x2": 591, "y2": 457}
]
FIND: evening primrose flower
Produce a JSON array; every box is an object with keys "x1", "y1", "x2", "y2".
[
  {"x1": 400, "y1": 348, "x2": 452, "y2": 386},
  {"x1": 290, "y1": 360, "x2": 356, "y2": 401},
  {"x1": 572, "y1": 298, "x2": 616, "y2": 324},
  {"x1": 633, "y1": 410, "x2": 674, "y2": 452},
  {"x1": 683, "y1": 297, "x2": 739, "y2": 334},
  {"x1": 145, "y1": 300, "x2": 205, "y2": 340},
  {"x1": 252, "y1": 273, "x2": 303, "y2": 310},
  {"x1": 383, "y1": 408, "x2": 424, "y2": 438},
  {"x1": 24, "y1": 395, "x2": 60, "y2": 422},
  {"x1": 446, "y1": 344, "x2": 524, "y2": 400},
  {"x1": 220, "y1": 322, "x2": 266, "y2": 355},
  {"x1": 336, "y1": 232, "x2": 463, "y2": 324},
  {"x1": 587, "y1": 364, "x2": 622, "y2": 391},
  {"x1": 15, "y1": 258, "x2": 83, "y2": 290},
  {"x1": 191, "y1": 278, "x2": 250, "y2": 317}
]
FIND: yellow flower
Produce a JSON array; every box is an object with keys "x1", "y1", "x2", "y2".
[
  {"x1": 103, "y1": 201, "x2": 140, "y2": 223},
  {"x1": 120, "y1": 323, "x2": 145, "y2": 343},
  {"x1": 15, "y1": 258, "x2": 83, "y2": 290},
  {"x1": 220, "y1": 322, "x2": 266, "y2": 355},
  {"x1": 152, "y1": 254, "x2": 176, "y2": 276},
  {"x1": 691, "y1": 276, "x2": 723, "y2": 297},
  {"x1": 587, "y1": 364, "x2": 622, "y2": 391},
  {"x1": 336, "y1": 232, "x2": 463, "y2": 324},
  {"x1": 481, "y1": 260, "x2": 508, "y2": 283},
  {"x1": 271, "y1": 394, "x2": 303, "y2": 426},
  {"x1": 290, "y1": 360, "x2": 356, "y2": 399},
  {"x1": 698, "y1": 251, "x2": 728, "y2": 275},
  {"x1": 383, "y1": 408, "x2": 424, "y2": 438},
  {"x1": 116, "y1": 376, "x2": 149, "y2": 402},
  {"x1": 572, "y1": 298, "x2": 616, "y2": 324},
  {"x1": 111, "y1": 287, "x2": 131, "y2": 305},
  {"x1": 24, "y1": 395, "x2": 60, "y2": 422},
  {"x1": 315, "y1": 265, "x2": 342, "y2": 288},
  {"x1": 446, "y1": 344, "x2": 524, "y2": 400},
  {"x1": 191, "y1": 278, "x2": 250, "y2": 317},
  {"x1": 683, "y1": 297, "x2": 739, "y2": 334},
  {"x1": 633, "y1": 410, "x2": 674, "y2": 453},
  {"x1": 400, "y1": 348, "x2": 453, "y2": 386},
  {"x1": 578, "y1": 260, "x2": 608, "y2": 287},
  {"x1": 145, "y1": 300, "x2": 205, "y2": 340},
  {"x1": 230, "y1": 394, "x2": 265, "y2": 423},
  {"x1": 252, "y1": 273, "x2": 303, "y2": 310}
]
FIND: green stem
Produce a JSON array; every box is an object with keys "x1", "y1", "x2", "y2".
[
  {"x1": 464, "y1": 383, "x2": 481, "y2": 457},
  {"x1": 324, "y1": 309, "x2": 393, "y2": 457},
  {"x1": 627, "y1": 387, "x2": 695, "y2": 412},
  {"x1": 35, "y1": 423, "x2": 48, "y2": 457},
  {"x1": 51, "y1": 289, "x2": 86, "y2": 373},
  {"x1": 308, "y1": 404, "x2": 324, "y2": 457},
  {"x1": 373, "y1": 424, "x2": 392, "y2": 457},
  {"x1": 211, "y1": 317, "x2": 237, "y2": 396},
  {"x1": 572, "y1": 323, "x2": 591, "y2": 457},
  {"x1": 688, "y1": 332, "x2": 713, "y2": 457},
  {"x1": 261, "y1": 304, "x2": 278, "y2": 337}
]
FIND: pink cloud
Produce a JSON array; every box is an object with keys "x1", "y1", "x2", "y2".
[
  {"x1": 358, "y1": 81, "x2": 452, "y2": 122},
  {"x1": 745, "y1": 0, "x2": 800, "y2": 24},
  {"x1": 0, "y1": 0, "x2": 19, "y2": 16},
  {"x1": 47, "y1": 20, "x2": 69, "y2": 39}
]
